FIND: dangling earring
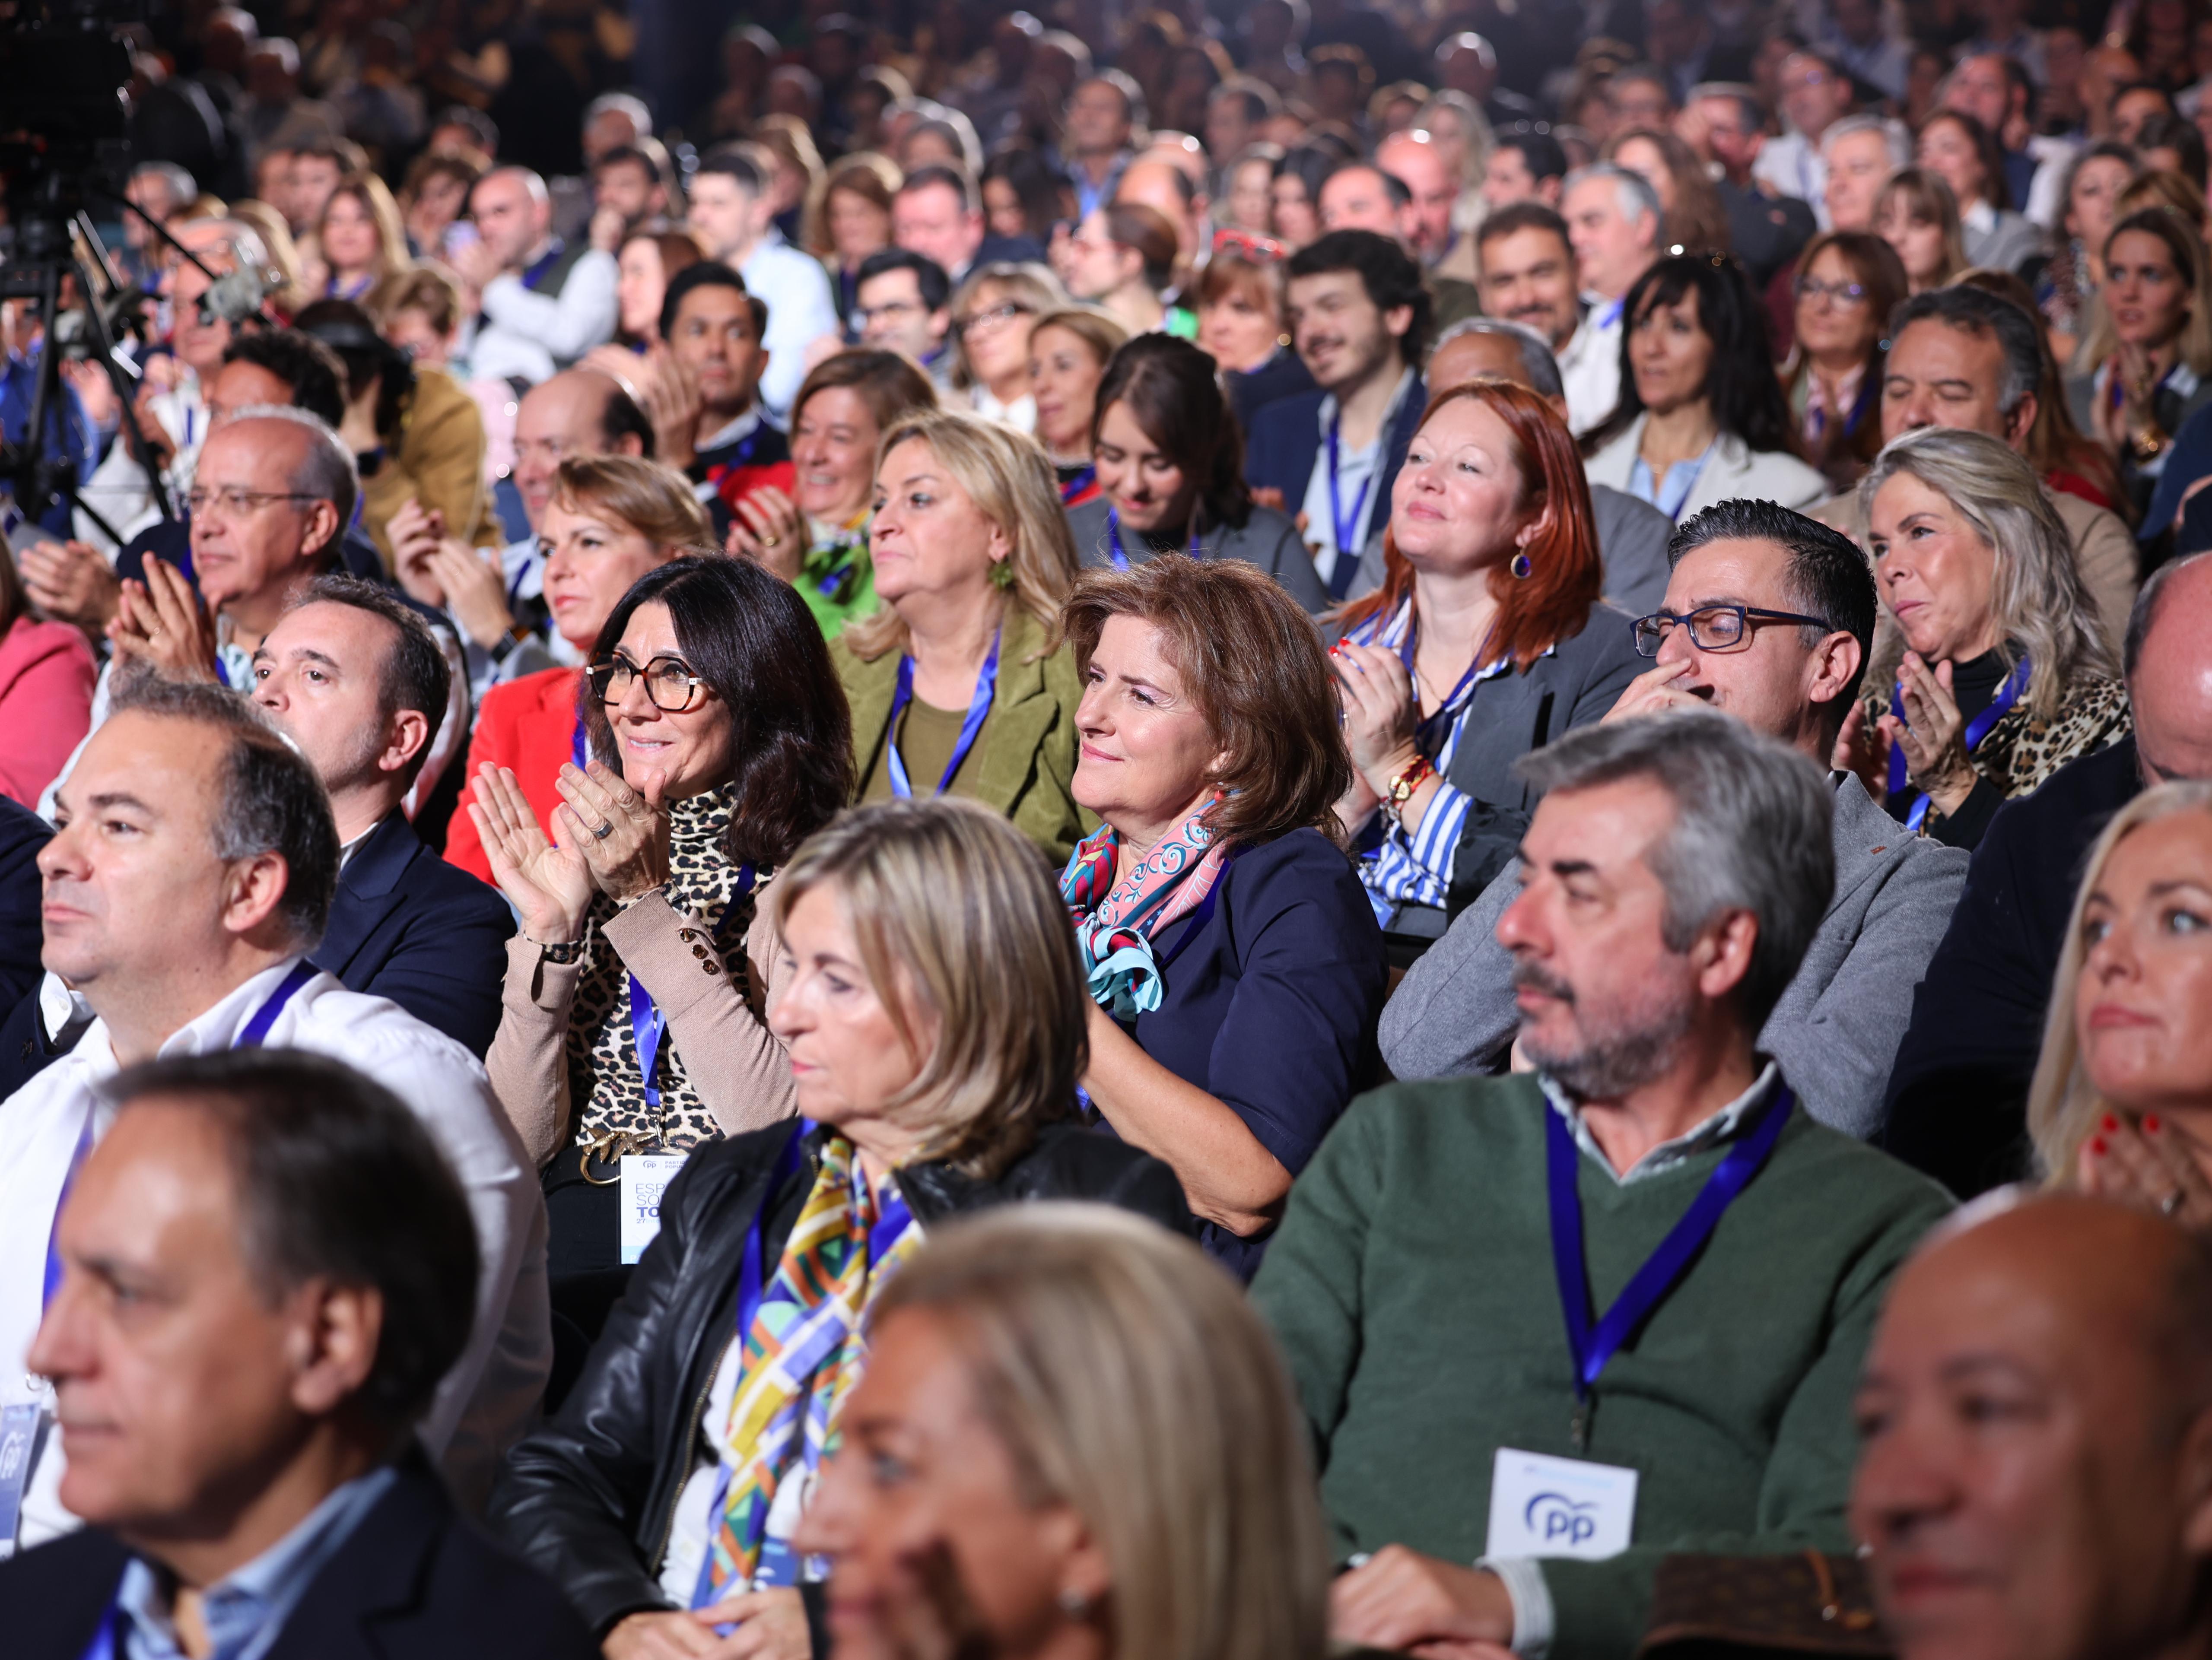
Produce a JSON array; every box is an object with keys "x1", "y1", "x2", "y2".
[
  {"x1": 990, "y1": 557, "x2": 1015, "y2": 590},
  {"x1": 1510, "y1": 551, "x2": 1533, "y2": 579}
]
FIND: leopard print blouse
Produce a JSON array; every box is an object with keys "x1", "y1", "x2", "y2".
[
  {"x1": 567, "y1": 781, "x2": 760, "y2": 1156},
  {"x1": 1858, "y1": 668, "x2": 2131, "y2": 833}
]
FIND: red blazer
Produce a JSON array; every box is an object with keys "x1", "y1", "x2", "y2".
[
  {"x1": 444, "y1": 665, "x2": 585, "y2": 883},
  {"x1": 0, "y1": 615, "x2": 95, "y2": 807}
]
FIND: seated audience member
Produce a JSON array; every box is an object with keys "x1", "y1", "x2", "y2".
[
  {"x1": 1485, "y1": 123, "x2": 1569, "y2": 211},
  {"x1": 1821, "y1": 115, "x2": 1909, "y2": 235},
  {"x1": 311, "y1": 169, "x2": 409, "y2": 301},
  {"x1": 948, "y1": 261, "x2": 1064, "y2": 433},
  {"x1": 1062, "y1": 203, "x2": 1180, "y2": 337},
  {"x1": 444, "y1": 457, "x2": 711, "y2": 882},
  {"x1": 0, "y1": 679, "x2": 548, "y2": 1541},
  {"x1": 1068, "y1": 336, "x2": 1328, "y2": 612},
  {"x1": 0, "y1": 1050, "x2": 594, "y2": 1659},
  {"x1": 1783, "y1": 232, "x2": 1910, "y2": 492},
  {"x1": 1852, "y1": 1195, "x2": 2212, "y2": 1660},
  {"x1": 1686, "y1": 88, "x2": 1814, "y2": 288},
  {"x1": 0, "y1": 526, "x2": 94, "y2": 806},
  {"x1": 1245, "y1": 230, "x2": 1430, "y2": 603},
  {"x1": 1474, "y1": 205, "x2": 1605, "y2": 436},
  {"x1": 2040, "y1": 142, "x2": 2139, "y2": 370},
  {"x1": 1270, "y1": 146, "x2": 1340, "y2": 254},
  {"x1": 1605, "y1": 128, "x2": 1732, "y2": 264},
  {"x1": 1061, "y1": 556, "x2": 1385, "y2": 1276},
  {"x1": 1917, "y1": 110, "x2": 2043, "y2": 273},
  {"x1": 1558, "y1": 166, "x2": 1665, "y2": 439},
  {"x1": 1955, "y1": 268, "x2": 2132, "y2": 520},
  {"x1": 796, "y1": 1206, "x2": 1330, "y2": 1660},
  {"x1": 488, "y1": 800, "x2": 1192, "y2": 1655},
  {"x1": 721, "y1": 351, "x2": 937, "y2": 636},
  {"x1": 1408, "y1": 319, "x2": 1676, "y2": 613},
  {"x1": 1315, "y1": 163, "x2": 1480, "y2": 332},
  {"x1": 1027, "y1": 305, "x2": 1131, "y2": 504},
  {"x1": 1257, "y1": 712, "x2": 1953, "y2": 1660},
  {"x1": 639, "y1": 261, "x2": 793, "y2": 516},
  {"x1": 2070, "y1": 209, "x2": 2212, "y2": 523},
  {"x1": 1846, "y1": 428, "x2": 2128, "y2": 851},
  {"x1": 1334, "y1": 379, "x2": 1643, "y2": 959},
  {"x1": 472, "y1": 557, "x2": 849, "y2": 1324},
  {"x1": 839, "y1": 409, "x2": 1087, "y2": 862},
  {"x1": 376, "y1": 262, "x2": 470, "y2": 371},
  {"x1": 820, "y1": 155, "x2": 899, "y2": 330},
  {"x1": 452, "y1": 166, "x2": 620, "y2": 389},
  {"x1": 389, "y1": 368, "x2": 655, "y2": 706},
  {"x1": 251, "y1": 578, "x2": 514, "y2": 1055},
  {"x1": 1875, "y1": 168, "x2": 1970, "y2": 295},
  {"x1": 0, "y1": 795, "x2": 45, "y2": 1025},
  {"x1": 1384, "y1": 501, "x2": 1968, "y2": 1139},
  {"x1": 684, "y1": 145, "x2": 840, "y2": 426},
  {"x1": 611, "y1": 225, "x2": 704, "y2": 350},
  {"x1": 893, "y1": 162, "x2": 1041, "y2": 289},
  {"x1": 1584, "y1": 254, "x2": 1829, "y2": 522},
  {"x1": 1195, "y1": 239, "x2": 1314, "y2": 430},
  {"x1": 853, "y1": 247, "x2": 955, "y2": 381}
]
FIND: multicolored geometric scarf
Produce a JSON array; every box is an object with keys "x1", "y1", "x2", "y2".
[
  {"x1": 700, "y1": 1134, "x2": 923, "y2": 1597},
  {"x1": 1059, "y1": 793, "x2": 1228, "y2": 1019}
]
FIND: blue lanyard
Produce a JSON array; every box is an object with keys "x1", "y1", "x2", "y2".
[
  {"x1": 76, "y1": 1603, "x2": 126, "y2": 1660},
  {"x1": 1060, "y1": 466, "x2": 1096, "y2": 504},
  {"x1": 630, "y1": 866, "x2": 757, "y2": 1115},
  {"x1": 573, "y1": 711, "x2": 589, "y2": 769},
  {"x1": 1325, "y1": 413, "x2": 1374, "y2": 561},
  {"x1": 1105, "y1": 508, "x2": 1198, "y2": 573},
  {"x1": 1546, "y1": 1085, "x2": 1793, "y2": 1438},
  {"x1": 1395, "y1": 617, "x2": 1498, "y2": 750},
  {"x1": 1887, "y1": 655, "x2": 2029, "y2": 832},
  {"x1": 885, "y1": 629, "x2": 999, "y2": 798},
  {"x1": 41, "y1": 962, "x2": 317, "y2": 1313},
  {"x1": 519, "y1": 238, "x2": 567, "y2": 292}
]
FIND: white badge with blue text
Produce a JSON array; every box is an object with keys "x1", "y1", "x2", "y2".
[
  {"x1": 620, "y1": 1153, "x2": 690, "y2": 1265},
  {"x1": 1485, "y1": 1447, "x2": 1638, "y2": 1560}
]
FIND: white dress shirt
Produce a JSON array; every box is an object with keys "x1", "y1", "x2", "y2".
[
  {"x1": 470, "y1": 246, "x2": 621, "y2": 388},
  {"x1": 1558, "y1": 301, "x2": 1623, "y2": 438},
  {"x1": 0, "y1": 960, "x2": 551, "y2": 1546},
  {"x1": 1295, "y1": 368, "x2": 1416, "y2": 593},
  {"x1": 739, "y1": 232, "x2": 841, "y2": 428},
  {"x1": 73, "y1": 375, "x2": 203, "y2": 554}
]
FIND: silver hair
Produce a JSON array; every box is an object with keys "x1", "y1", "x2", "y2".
[
  {"x1": 1429, "y1": 317, "x2": 1564, "y2": 401},
  {"x1": 1562, "y1": 162, "x2": 1661, "y2": 233},
  {"x1": 222, "y1": 403, "x2": 360, "y2": 534},
  {"x1": 584, "y1": 91, "x2": 652, "y2": 132},
  {"x1": 1857, "y1": 426, "x2": 2118, "y2": 720},
  {"x1": 1515, "y1": 709, "x2": 1836, "y2": 1032},
  {"x1": 132, "y1": 161, "x2": 198, "y2": 209},
  {"x1": 1821, "y1": 112, "x2": 1912, "y2": 170}
]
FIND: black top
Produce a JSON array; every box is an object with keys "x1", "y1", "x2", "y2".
[{"x1": 1881, "y1": 647, "x2": 2013, "y2": 852}]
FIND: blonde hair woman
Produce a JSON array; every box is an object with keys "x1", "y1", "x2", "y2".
[
  {"x1": 1846, "y1": 427, "x2": 2129, "y2": 851},
  {"x1": 948, "y1": 261, "x2": 1066, "y2": 434},
  {"x1": 798, "y1": 1205, "x2": 1331, "y2": 1660},
  {"x1": 2069, "y1": 207, "x2": 2212, "y2": 523},
  {"x1": 488, "y1": 800, "x2": 1192, "y2": 1660},
  {"x1": 1874, "y1": 168, "x2": 1970, "y2": 295},
  {"x1": 312, "y1": 170, "x2": 410, "y2": 301},
  {"x1": 836, "y1": 409, "x2": 1088, "y2": 860},
  {"x1": 2030, "y1": 780, "x2": 2212, "y2": 1227}
]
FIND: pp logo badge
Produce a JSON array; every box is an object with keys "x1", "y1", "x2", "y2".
[
  {"x1": 1524, "y1": 1491, "x2": 1600, "y2": 1548},
  {"x1": 1485, "y1": 1447, "x2": 1638, "y2": 1561}
]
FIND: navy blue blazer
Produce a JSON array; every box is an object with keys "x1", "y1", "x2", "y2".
[
  {"x1": 0, "y1": 794, "x2": 50, "y2": 1018},
  {"x1": 314, "y1": 809, "x2": 515, "y2": 1057},
  {"x1": 1242, "y1": 372, "x2": 1426, "y2": 597},
  {"x1": 1113, "y1": 828, "x2": 1387, "y2": 1281}
]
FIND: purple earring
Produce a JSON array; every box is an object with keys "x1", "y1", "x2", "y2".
[{"x1": 1511, "y1": 552, "x2": 1533, "y2": 579}]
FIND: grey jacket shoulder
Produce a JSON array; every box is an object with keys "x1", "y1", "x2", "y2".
[
  {"x1": 1067, "y1": 498, "x2": 1328, "y2": 613},
  {"x1": 1589, "y1": 483, "x2": 1675, "y2": 615}
]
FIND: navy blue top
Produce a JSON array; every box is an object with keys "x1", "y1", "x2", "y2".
[{"x1": 1108, "y1": 826, "x2": 1388, "y2": 1280}]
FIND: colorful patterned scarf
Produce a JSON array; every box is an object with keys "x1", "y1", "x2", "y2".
[
  {"x1": 1059, "y1": 794, "x2": 1228, "y2": 1019},
  {"x1": 700, "y1": 1134, "x2": 923, "y2": 1598}
]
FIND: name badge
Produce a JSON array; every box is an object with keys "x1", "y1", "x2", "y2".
[
  {"x1": 619, "y1": 1153, "x2": 689, "y2": 1265},
  {"x1": 0, "y1": 1403, "x2": 48, "y2": 1559},
  {"x1": 1485, "y1": 1446, "x2": 1638, "y2": 1561}
]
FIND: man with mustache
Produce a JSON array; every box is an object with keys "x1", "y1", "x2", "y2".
[
  {"x1": 1382, "y1": 500, "x2": 1968, "y2": 1140},
  {"x1": 1255, "y1": 710, "x2": 1952, "y2": 1660}
]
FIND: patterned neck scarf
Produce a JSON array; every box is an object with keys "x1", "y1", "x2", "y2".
[
  {"x1": 1059, "y1": 793, "x2": 1227, "y2": 1019},
  {"x1": 702, "y1": 1133, "x2": 924, "y2": 1598}
]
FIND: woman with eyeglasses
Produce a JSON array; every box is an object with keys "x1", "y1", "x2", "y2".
[
  {"x1": 1195, "y1": 241, "x2": 1317, "y2": 431},
  {"x1": 1027, "y1": 305, "x2": 1132, "y2": 507},
  {"x1": 472, "y1": 553, "x2": 852, "y2": 1350},
  {"x1": 1780, "y1": 232, "x2": 1910, "y2": 492},
  {"x1": 948, "y1": 261, "x2": 1065, "y2": 435},
  {"x1": 445, "y1": 457, "x2": 713, "y2": 885}
]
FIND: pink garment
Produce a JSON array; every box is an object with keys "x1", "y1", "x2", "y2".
[{"x1": 0, "y1": 613, "x2": 95, "y2": 806}]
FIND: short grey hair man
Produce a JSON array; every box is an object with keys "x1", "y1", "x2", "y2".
[
  {"x1": 1561, "y1": 162, "x2": 1662, "y2": 234},
  {"x1": 1821, "y1": 112, "x2": 1912, "y2": 170},
  {"x1": 1429, "y1": 317, "x2": 1564, "y2": 402}
]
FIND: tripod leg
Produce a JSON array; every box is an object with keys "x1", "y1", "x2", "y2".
[{"x1": 73, "y1": 254, "x2": 176, "y2": 525}]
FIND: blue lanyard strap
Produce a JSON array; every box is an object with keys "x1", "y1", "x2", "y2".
[
  {"x1": 631, "y1": 866, "x2": 758, "y2": 1115},
  {"x1": 1887, "y1": 655, "x2": 2029, "y2": 832},
  {"x1": 1105, "y1": 508, "x2": 1200, "y2": 572},
  {"x1": 885, "y1": 629, "x2": 999, "y2": 798},
  {"x1": 1396, "y1": 618, "x2": 1499, "y2": 750},
  {"x1": 1060, "y1": 466, "x2": 1096, "y2": 504},
  {"x1": 1545, "y1": 1084, "x2": 1794, "y2": 1406},
  {"x1": 573, "y1": 711, "x2": 590, "y2": 770},
  {"x1": 1326, "y1": 413, "x2": 1374, "y2": 561}
]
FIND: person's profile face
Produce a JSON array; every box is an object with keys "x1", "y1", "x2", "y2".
[
  {"x1": 2072, "y1": 811, "x2": 2212, "y2": 1116},
  {"x1": 765, "y1": 882, "x2": 936, "y2": 1127},
  {"x1": 470, "y1": 174, "x2": 540, "y2": 267},
  {"x1": 187, "y1": 426, "x2": 331, "y2": 616}
]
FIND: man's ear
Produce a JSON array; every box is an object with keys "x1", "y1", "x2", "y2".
[
  {"x1": 1384, "y1": 302, "x2": 1416, "y2": 345},
  {"x1": 1808, "y1": 629, "x2": 1864, "y2": 711},
  {"x1": 2003, "y1": 388, "x2": 2040, "y2": 450},
  {"x1": 222, "y1": 850, "x2": 294, "y2": 942},
  {"x1": 1692, "y1": 908, "x2": 1760, "y2": 1006},
  {"x1": 299, "y1": 499, "x2": 343, "y2": 560},
  {"x1": 381, "y1": 708, "x2": 431, "y2": 777}
]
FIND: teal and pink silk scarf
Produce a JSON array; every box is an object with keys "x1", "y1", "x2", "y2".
[{"x1": 1059, "y1": 796, "x2": 1228, "y2": 1019}]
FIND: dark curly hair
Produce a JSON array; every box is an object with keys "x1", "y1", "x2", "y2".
[
  {"x1": 1090, "y1": 333, "x2": 1253, "y2": 532},
  {"x1": 1586, "y1": 254, "x2": 1796, "y2": 459},
  {"x1": 1286, "y1": 228, "x2": 1432, "y2": 364}
]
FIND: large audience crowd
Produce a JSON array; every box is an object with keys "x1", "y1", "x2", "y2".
[{"x1": 7, "y1": 0, "x2": 2212, "y2": 1654}]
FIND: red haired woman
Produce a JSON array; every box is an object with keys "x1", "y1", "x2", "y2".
[{"x1": 1332, "y1": 379, "x2": 1645, "y2": 965}]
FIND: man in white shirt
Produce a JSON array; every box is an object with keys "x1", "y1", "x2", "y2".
[
  {"x1": 684, "y1": 144, "x2": 839, "y2": 427},
  {"x1": 1754, "y1": 49, "x2": 1855, "y2": 221},
  {"x1": 453, "y1": 167, "x2": 619, "y2": 390},
  {"x1": 1558, "y1": 166, "x2": 1662, "y2": 438},
  {"x1": 0, "y1": 677, "x2": 549, "y2": 1549}
]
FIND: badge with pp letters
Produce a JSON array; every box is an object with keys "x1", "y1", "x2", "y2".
[
  {"x1": 620, "y1": 1153, "x2": 690, "y2": 1265},
  {"x1": 0, "y1": 1403, "x2": 48, "y2": 1559},
  {"x1": 1485, "y1": 1447, "x2": 1638, "y2": 1561}
]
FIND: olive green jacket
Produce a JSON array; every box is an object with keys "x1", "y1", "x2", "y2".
[{"x1": 832, "y1": 604, "x2": 1092, "y2": 864}]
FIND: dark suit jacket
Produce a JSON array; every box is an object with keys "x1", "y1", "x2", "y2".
[
  {"x1": 313, "y1": 809, "x2": 516, "y2": 1057},
  {"x1": 1881, "y1": 737, "x2": 2141, "y2": 1196},
  {"x1": 0, "y1": 1453, "x2": 598, "y2": 1660},
  {"x1": 1243, "y1": 373, "x2": 1426, "y2": 597},
  {"x1": 0, "y1": 795, "x2": 49, "y2": 1017}
]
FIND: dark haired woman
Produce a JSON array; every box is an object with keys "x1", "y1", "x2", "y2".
[
  {"x1": 471, "y1": 555, "x2": 853, "y2": 1340},
  {"x1": 1066, "y1": 336, "x2": 1328, "y2": 612},
  {"x1": 1917, "y1": 108, "x2": 2044, "y2": 273},
  {"x1": 980, "y1": 146, "x2": 1071, "y2": 250},
  {"x1": 1338, "y1": 380, "x2": 1644, "y2": 965},
  {"x1": 1270, "y1": 145, "x2": 1340, "y2": 251},
  {"x1": 1780, "y1": 231, "x2": 1910, "y2": 492},
  {"x1": 1584, "y1": 254, "x2": 1828, "y2": 520},
  {"x1": 1062, "y1": 555, "x2": 1386, "y2": 1277}
]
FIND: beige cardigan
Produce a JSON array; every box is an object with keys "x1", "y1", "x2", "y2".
[{"x1": 486, "y1": 880, "x2": 797, "y2": 1169}]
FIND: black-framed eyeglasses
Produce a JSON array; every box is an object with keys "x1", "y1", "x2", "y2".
[
  {"x1": 1795, "y1": 275, "x2": 1870, "y2": 308},
  {"x1": 587, "y1": 654, "x2": 711, "y2": 713},
  {"x1": 1630, "y1": 603, "x2": 1835, "y2": 657},
  {"x1": 957, "y1": 301, "x2": 1035, "y2": 334}
]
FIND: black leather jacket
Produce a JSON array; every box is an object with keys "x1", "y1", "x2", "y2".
[{"x1": 488, "y1": 1117, "x2": 1193, "y2": 1639}]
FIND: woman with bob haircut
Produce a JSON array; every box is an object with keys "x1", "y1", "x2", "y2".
[
  {"x1": 1780, "y1": 230, "x2": 1910, "y2": 492},
  {"x1": 2028, "y1": 779, "x2": 2212, "y2": 1221},
  {"x1": 1874, "y1": 168, "x2": 1970, "y2": 295},
  {"x1": 311, "y1": 169, "x2": 411, "y2": 302},
  {"x1": 471, "y1": 555, "x2": 853, "y2": 1323},
  {"x1": 445, "y1": 455, "x2": 714, "y2": 883},
  {"x1": 796, "y1": 1205, "x2": 1332, "y2": 1660},
  {"x1": 489, "y1": 800, "x2": 1192, "y2": 1660},
  {"x1": 1194, "y1": 238, "x2": 1316, "y2": 429},
  {"x1": 838, "y1": 408, "x2": 1088, "y2": 862},
  {"x1": 1584, "y1": 254, "x2": 1827, "y2": 522},
  {"x1": 1067, "y1": 336, "x2": 1328, "y2": 612},
  {"x1": 1339, "y1": 380, "x2": 1644, "y2": 962},
  {"x1": 1028, "y1": 305, "x2": 1132, "y2": 506},
  {"x1": 1916, "y1": 108, "x2": 2043, "y2": 273},
  {"x1": 1061, "y1": 554, "x2": 1386, "y2": 1276},
  {"x1": 1846, "y1": 426, "x2": 2129, "y2": 851}
]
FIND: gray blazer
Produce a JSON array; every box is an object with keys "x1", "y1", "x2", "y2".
[
  {"x1": 1066, "y1": 497, "x2": 1330, "y2": 614},
  {"x1": 1345, "y1": 484, "x2": 1676, "y2": 616},
  {"x1": 1378, "y1": 771, "x2": 1970, "y2": 1139}
]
